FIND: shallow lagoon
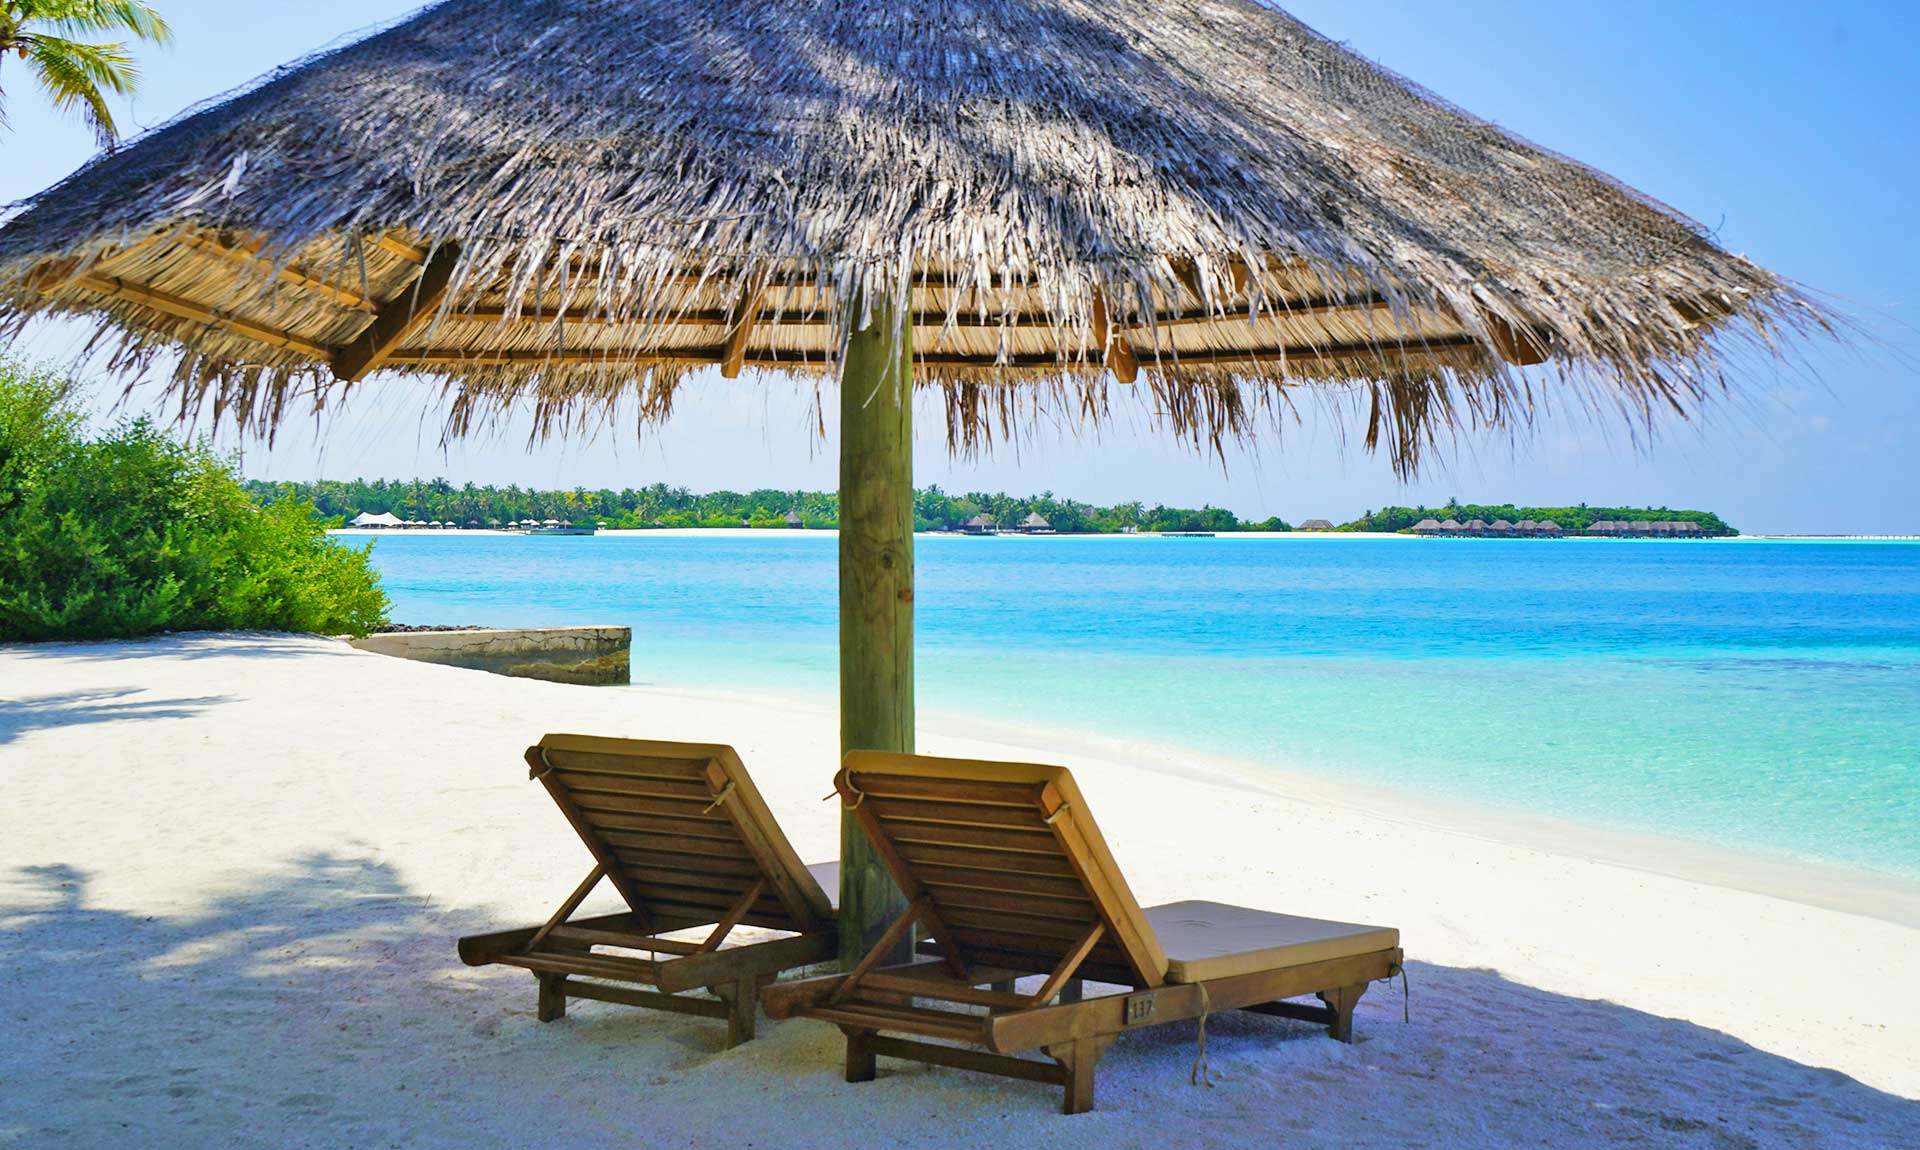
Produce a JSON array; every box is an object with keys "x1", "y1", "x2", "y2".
[{"x1": 357, "y1": 532, "x2": 1920, "y2": 877}]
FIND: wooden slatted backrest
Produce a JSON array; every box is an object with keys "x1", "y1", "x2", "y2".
[
  {"x1": 529, "y1": 734, "x2": 834, "y2": 935},
  {"x1": 838, "y1": 751, "x2": 1169, "y2": 988}
]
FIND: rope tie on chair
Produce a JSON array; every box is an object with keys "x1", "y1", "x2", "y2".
[
  {"x1": 530, "y1": 746, "x2": 556, "y2": 780},
  {"x1": 1393, "y1": 962, "x2": 1411, "y2": 1023},
  {"x1": 1190, "y1": 983, "x2": 1215, "y2": 1087},
  {"x1": 1043, "y1": 802, "x2": 1070, "y2": 826},
  {"x1": 838, "y1": 776, "x2": 866, "y2": 809},
  {"x1": 702, "y1": 780, "x2": 737, "y2": 814}
]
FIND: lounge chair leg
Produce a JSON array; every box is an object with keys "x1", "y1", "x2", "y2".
[
  {"x1": 715, "y1": 978, "x2": 758, "y2": 1047},
  {"x1": 1046, "y1": 1034, "x2": 1114, "y2": 1115},
  {"x1": 1316, "y1": 982, "x2": 1369, "y2": 1043},
  {"x1": 842, "y1": 1027, "x2": 877, "y2": 1083},
  {"x1": 536, "y1": 973, "x2": 567, "y2": 1022}
]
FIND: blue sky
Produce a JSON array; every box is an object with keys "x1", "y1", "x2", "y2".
[{"x1": 3, "y1": 1, "x2": 1915, "y2": 533}]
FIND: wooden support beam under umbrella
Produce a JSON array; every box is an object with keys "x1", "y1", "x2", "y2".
[{"x1": 0, "y1": 1, "x2": 1829, "y2": 961}]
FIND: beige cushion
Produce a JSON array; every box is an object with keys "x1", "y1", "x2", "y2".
[{"x1": 1144, "y1": 900, "x2": 1399, "y2": 983}]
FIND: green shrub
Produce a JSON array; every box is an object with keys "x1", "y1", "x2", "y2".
[{"x1": 0, "y1": 362, "x2": 389, "y2": 641}]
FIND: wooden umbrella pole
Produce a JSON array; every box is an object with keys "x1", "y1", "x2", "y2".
[{"x1": 837, "y1": 289, "x2": 915, "y2": 965}]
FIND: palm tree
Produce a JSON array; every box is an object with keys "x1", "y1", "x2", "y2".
[{"x1": 1, "y1": 1, "x2": 171, "y2": 149}]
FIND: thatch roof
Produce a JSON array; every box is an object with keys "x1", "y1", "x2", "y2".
[
  {"x1": 1413, "y1": 518, "x2": 1443, "y2": 532},
  {"x1": 1439, "y1": 518, "x2": 1464, "y2": 531},
  {"x1": 0, "y1": 2, "x2": 1825, "y2": 473},
  {"x1": 1298, "y1": 518, "x2": 1335, "y2": 531},
  {"x1": 1489, "y1": 519, "x2": 1514, "y2": 531},
  {"x1": 1019, "y1": 512, "x2": 1052, "y2": 528}
]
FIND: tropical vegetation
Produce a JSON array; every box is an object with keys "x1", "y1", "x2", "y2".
[
  {"x1": 1339, "y1": 502, "x2": 1736, "y2": 536},
  {"x1": 242, "y1": 478, "x2": 1293, "y2": 535},
  {"x1": 0, "y1": 361, "x2": 388, "y2": 640},
  {"x1": 0, "y1": 1, "x2": 172, "y2": 148}
]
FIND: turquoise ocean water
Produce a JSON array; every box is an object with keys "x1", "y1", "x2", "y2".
[{"x1": 355, "y1": 533, "x2": 1920, "y2": 878}]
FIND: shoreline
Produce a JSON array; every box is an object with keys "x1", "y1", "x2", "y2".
[
  {"x1": 7, "y1": 631, "x2": 1919, "y2": 1127},
  {"x1": 627, "y1": 677, "x2": 1920, "y2": 931}
]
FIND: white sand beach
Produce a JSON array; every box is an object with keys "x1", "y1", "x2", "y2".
[{"x1": 3, "y1": 633, "x2": 1916, "y2": 1148}]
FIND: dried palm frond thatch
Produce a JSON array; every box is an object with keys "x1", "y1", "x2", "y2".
[{"x1": 0, "y1": 0, "x2": 1827, "y2": 473}]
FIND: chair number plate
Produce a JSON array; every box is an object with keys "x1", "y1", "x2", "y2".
[{"x1": 1124, "y1": 992, "x2": 1157, "y2": 1025}]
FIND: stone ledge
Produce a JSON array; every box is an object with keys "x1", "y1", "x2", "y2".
[{"x1": 349, "y1": 626, "x2": 630, "y2": 685}]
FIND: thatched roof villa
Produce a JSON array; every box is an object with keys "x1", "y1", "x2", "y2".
[
  {"x1": 786, "y1": 509, "x2": 804, "y2": 528},
  {"x1": 961, "y1": 514, "x2": 997, "y2": 535},
  {"x1": 1299, "y1": 519, "x2": 1336, "y2": 531},
  {"x1": 1439, "y1": 519, "x2": 1465, "y2": 533},
  {"x1": 1537, "y1": 521, "x2": 1563, "y2": 535},
  {"x1": 1414, "y1": 519, "x2": 1444, "y2": 535},
  {"x1": 1017, "y1": 512, "x2": 1054, "y2": 534},
  {"x1": 1464, "y1": 519, "x2": 1490, "y2": 534},
  {"x1": 1489, "y1": 519, "x2": 1515, "y2": 534}
]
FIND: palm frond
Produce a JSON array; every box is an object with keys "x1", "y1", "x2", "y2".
[
  {"x1": 20, "y1": 32, "x2": 135, "y2": 146},
  {"x1": 15, "y1": 0, "x2": 172, "y2": 46}
]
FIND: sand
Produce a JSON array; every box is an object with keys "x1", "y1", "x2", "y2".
[{"x1": 2, "y1": 633, "x2": 1916, "y2": 1148}]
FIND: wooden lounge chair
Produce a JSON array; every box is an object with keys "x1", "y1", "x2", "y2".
[
  {"x1": 458, "y1": 734, "x2": 837, "y2": 1046},
  {"x1": 762, "y1": 752, "x2": 1403, "y2": 1112}
]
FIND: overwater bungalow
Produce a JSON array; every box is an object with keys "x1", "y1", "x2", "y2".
[
  {"x1": 1298, "y1": 518, "x2": 1335, "y2": 532},
  {"x1": 1514, "y1": 519, "x2": 1539, "y2": 535},
  {"x1": 1439, "y1": 519, "x2": 1465, "y2": 533},
  {"x1": 1489, "y1": 519, "x2": 1515, "y2": 534},
  {"x1": 1630, "y1": 520, "x2": 1654, "y2": 535},
  {"x1": 1414, "y1": 518, "x2": 1444, "y2": 535},
  {"x1": 1538, "y1": 521, "x2": 1564, "y2": 536},
  {"x1": 1464, "y1": 519, "x2": 1490, "y2": 535}
]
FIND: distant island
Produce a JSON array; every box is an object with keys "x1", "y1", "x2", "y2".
[{"x1": 250, "y1": 479, "x2": 1735, "y2": 537}]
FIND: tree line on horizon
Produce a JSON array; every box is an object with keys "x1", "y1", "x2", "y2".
[
  {"x1": 242, "y1": 478, "x2": 1293, "y2": 534},
  {"x1": 1340, "y1": 502, "x2": 1736, "y2": 536},
  {"x1": 242, "y1": 478, "x2": 1733, "y2": 537}
]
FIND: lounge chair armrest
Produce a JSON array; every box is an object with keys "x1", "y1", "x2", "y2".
[
  {"x1": 760, "y1": 969, "x2": 852, "y2": 1018},
  {"x1": 655, "y1": 929, "x2": 839, "y2": 993},
  {"x1": 456, "y1": 911, "x2": 648, "y2": 966}
]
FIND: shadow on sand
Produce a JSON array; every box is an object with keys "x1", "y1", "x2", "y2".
[
  {"x1": 5, "y1": 632, "x2": 352, "y2": 663},
  {"x1": 2, "y1": 857, "x2": 1914, "y2": 1149},
  {"x1": 0, "y1": 688, "x2": 231, "y2": 746}
]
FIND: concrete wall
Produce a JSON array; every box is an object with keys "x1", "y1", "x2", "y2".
[{"x1": 349, "y1": 626, "x2": 630, "y2": 686}]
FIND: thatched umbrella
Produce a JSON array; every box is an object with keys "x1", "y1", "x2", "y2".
[{"x1": 0, "y1": 1, "x2": 1825, "y2": 953}]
